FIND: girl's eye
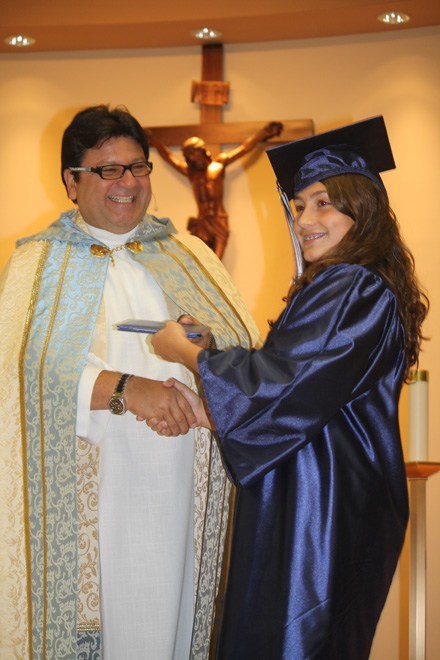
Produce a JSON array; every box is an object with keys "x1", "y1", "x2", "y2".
[{"x1": 317, "y1": 198, "x2": 332, "y2": 207}]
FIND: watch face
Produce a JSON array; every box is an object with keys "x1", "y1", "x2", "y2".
[{"x1": 109, "y1": 396, "x2": 126, "y2": 415}]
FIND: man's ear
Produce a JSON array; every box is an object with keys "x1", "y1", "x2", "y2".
[{"x1": 63, "y1": 168, "x2": 78, "y2": 202}]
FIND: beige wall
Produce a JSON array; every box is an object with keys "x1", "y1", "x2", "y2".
[{"x1": 1, "y1": 26, "x2": 439, "y2": 658}]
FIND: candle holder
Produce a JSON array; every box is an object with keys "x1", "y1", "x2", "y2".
[{"x1": 405, "y1": 461, "x2": 440, "y2": 659}]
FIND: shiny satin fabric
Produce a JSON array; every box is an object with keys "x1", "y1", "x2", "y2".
[
  {"x1": 199, "y1": 264, "x2": 409, "y2": 660},
  {"x1": 293, "y1": 145, "x2": 386, "y2": 194}
]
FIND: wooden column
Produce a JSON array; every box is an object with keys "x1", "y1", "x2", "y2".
[{"x1": 405, "y1": 461, "x2": 440, "y2": 659}]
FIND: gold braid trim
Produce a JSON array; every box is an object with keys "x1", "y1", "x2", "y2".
[
  {"x1": 18, "y1": 240, "x2": 51, "y2": 660},
  {"x1": 77, "y1": 623, "x2": 101, "y2": 633},
  {"x1": 38, "y1": 243, "x2": 72, "y2": 657},
  {"x1": 166, "y1": 235, "x2": 254, "y2": 348},
  {"x1": 209, "y1": 485, "x2": 237, "y2": 659},
  {"x1": 193, "y1": 428, "x2": 214, "y2": 610}
]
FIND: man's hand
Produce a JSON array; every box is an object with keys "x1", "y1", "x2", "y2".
[
  {"x1": 91, "y1": 370, "x2": 198, "y2": 436},
  {"x1": 147, "y1": 378, "x2": 214, "y2": 436},
  {"x1": 125, "y1": 376, "x2": 197, "y2": 436}
]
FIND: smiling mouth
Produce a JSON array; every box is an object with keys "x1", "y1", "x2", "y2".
[
  {"x1": 303, "y1": 233, "x2": 325, "y2": 243},
  {"x1": 108, "y1": 195, "x2": 134, "y2": 203}
]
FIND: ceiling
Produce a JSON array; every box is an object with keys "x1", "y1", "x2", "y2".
[{"x1": 1, "y1": 0, "x2": 439, "y2": 55}]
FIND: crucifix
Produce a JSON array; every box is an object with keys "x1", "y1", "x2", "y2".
[{"x1": 145, "y1": 44, "x2": 314, "y2": 259}]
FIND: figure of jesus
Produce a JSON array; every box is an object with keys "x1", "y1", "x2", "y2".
[{"x1": 148, "y1": 121, "x2": 283, "y2": 259}]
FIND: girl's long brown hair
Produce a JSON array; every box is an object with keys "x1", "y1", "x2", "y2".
[{"x1": 287, "y1": 175, "x2": 429, "y2": 380}]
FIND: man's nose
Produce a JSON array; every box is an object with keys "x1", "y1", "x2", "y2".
[{"x1": 119, "y1": 168, "x2": 139, "y2": 184}]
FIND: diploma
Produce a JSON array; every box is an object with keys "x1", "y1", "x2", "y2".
[
  {"x1": 408, "y1": 369, "x2": 429, "y2": 461},
  {"x1": 113, "y1": 319, "x2": 205, "y2": 338}
]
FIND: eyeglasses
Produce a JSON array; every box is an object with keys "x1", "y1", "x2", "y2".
[{"x1": 68, "y1": 161, "x2": 153, "y2": 180}]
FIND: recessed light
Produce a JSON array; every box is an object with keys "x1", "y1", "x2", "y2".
[
  {"x1": 377, "y1": 11, "x2": 410, "y2": 25},
  {"x1": 191, "y1": 27, "x2": 222, "y2": 41},
  {"x1": 4, "y1": 34, "x2": 36, "y2": 47}
]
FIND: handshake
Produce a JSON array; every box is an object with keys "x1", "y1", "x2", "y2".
[{"x1": 114, "y1": 314, "x2": 215, "y2": 435}]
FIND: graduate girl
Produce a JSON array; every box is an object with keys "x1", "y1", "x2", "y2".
[{"x1": 150, "y1": 117, "x2": 429, "y2": 660}]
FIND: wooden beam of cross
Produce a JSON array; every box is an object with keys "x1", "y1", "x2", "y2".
[
  {"x1": 146, "y1": 118, "x2": 314, "y2": 152},
  {"x1": 144, "y1": 44, "x2": 314, "y2": 258}
]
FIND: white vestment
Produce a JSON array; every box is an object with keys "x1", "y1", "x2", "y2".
[{"x1": 77, "y1": 225, "x2": 196, "y2": 659}]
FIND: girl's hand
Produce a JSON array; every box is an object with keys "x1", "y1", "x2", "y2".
[
  {"x1": 152, "y1": 321, "x2": 202, "y2": 372},
  {"x1": 178, "y1": 314, "x2": 216, "y2": 350}
]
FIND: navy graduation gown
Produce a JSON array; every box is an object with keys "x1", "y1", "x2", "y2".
[{"x1": 199, "y1": 264, "x2": 409, "y2": 660}]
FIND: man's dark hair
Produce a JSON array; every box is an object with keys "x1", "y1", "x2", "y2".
[{"x1": 61, "y1": 104, "x2": 150, "y2": 189}]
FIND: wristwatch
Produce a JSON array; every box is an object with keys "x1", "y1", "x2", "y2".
[{"x1": 108, "y1": 373, "x2": 133, "y2": 415}]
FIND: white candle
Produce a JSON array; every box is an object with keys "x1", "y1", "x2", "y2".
[{"x1": 408, "y1": 369, "x2": 429, "y2": 461}]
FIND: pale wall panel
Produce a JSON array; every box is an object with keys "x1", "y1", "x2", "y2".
[{"x1": 0, "y1": 26, "x2": 439, "y2": 658}]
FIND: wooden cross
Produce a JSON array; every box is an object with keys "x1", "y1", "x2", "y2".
[{"x1": 145, "y1": 43, "x2": 313, "y2": 157}]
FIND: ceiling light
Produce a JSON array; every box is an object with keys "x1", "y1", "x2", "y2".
[
  {"x1": 191, "y1": 27, "x2": 222, "y2": 41},
  {"x1": 4, "y1": 34, "x2": 36, "y2": 47},
  {"x1": 377, "y1": 12, "x2": 410, "y2": 25}
]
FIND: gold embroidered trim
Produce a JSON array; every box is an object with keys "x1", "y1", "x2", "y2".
[
  {"x1": 76, "y1": 437, "x2": 101, "y2": 634},
  {"x1": 209, "y1": 484, "x2": 236, "y2": 655},
  {"x1": 159, "y1": 237, "x2": 252, "y2": 348},
  {"x1": 38, "y1": 243, "x2": 72, "y2": 655},
  {"x1": 214, "y1": 478, "x2": 230, "y2": 591},
  {"x1": 18, "y1": 240, "x2": 51, "y2": 660},
  {"x1": 90, "y1": 241, "x2": 143, "y2": 265},
  {"x1": 194, "y1": 429, "x2": 214, "y2": 608}
]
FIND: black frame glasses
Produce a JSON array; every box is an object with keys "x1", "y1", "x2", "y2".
[{"x1": 68, "y1": 161, "x2": 153, "y2": 180}]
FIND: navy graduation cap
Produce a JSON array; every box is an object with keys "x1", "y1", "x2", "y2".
[{"x1": 266, "y1": 115, "x2": 396, "y2": 199}]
